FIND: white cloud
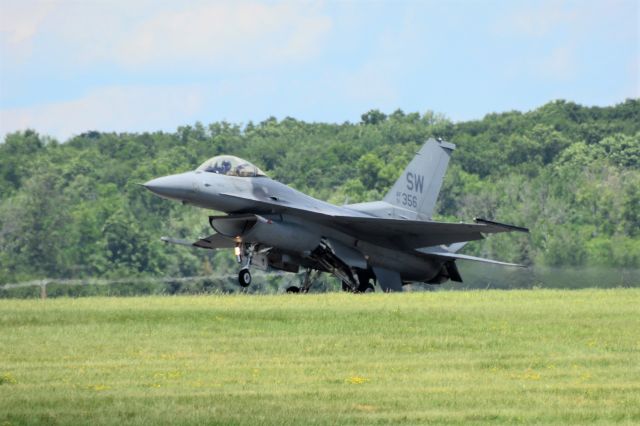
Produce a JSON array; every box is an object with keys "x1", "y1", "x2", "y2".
[
  {"x1": 494, "y1": 1, "x2": 578, "y2": 38},
  {"x1": 118, "y1": 2, "x2": 331, "y2": 68},
  {"x1": 0, "y1": 0, "x2": 332, "y2": 70},
  {"x1": 499, "y1": 42, "x2": 578, "y2": 82},
  {"x1": 0, "y1": 1, "x2": 334, "y2": 138},
  {"x1": 494, "y1": 0, "x2": 637, "y2": 39},
  {"x1": 0, "y1": 85, "x2": 204, "y2": 140},
  {"x1": 629, "y1": 56, "x2": 639, "y2": 98},
  {"x1": 538, "y1": 44, "x2": 576, "y2": 80},
  {"x1": 493, "y1": 0, "x2": 638, "y2": 81},
  {"x1": 0, "y1": 0, "x2": 51, "y2": 44},
  {"x1": 0, "y1": 0, "x2": 55, "y2": 59},
  {"x1": 319, "y1": 11, "x2": 425, "y2": 110}
]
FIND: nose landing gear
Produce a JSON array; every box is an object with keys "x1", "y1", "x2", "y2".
[{"x1": 236, "y1": 242, "x2": 257, "y2": 288}]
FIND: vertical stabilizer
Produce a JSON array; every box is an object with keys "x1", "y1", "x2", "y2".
[{"x1": 383, "y1": 138, "x2": 455, "y2": 220}]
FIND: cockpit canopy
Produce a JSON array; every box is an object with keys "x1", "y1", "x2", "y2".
[{"x1": 196, "y1": 155, "x2": 267, "y2": 178}]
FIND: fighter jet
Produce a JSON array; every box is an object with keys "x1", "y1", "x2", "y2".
[{"x1": 144, "y1": 138, "x2": 528, "y2": 292}]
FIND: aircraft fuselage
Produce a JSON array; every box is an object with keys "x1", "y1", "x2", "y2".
[
  {"x1": 145, "y1": 171, "x2": 445, "y2": 284},
  {"x1": 144, "y1": 140, "x2": 528, "y2": 291}
]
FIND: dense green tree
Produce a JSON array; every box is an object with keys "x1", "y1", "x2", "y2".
[{"x1": 0, "y1": 99, "x2": 639, "y2": 286}]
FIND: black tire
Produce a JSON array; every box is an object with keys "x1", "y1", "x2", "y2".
[
  {"x1": 354, "y1": 283, "x2": 374, "y2": 293},
  {"x1": 361, "y1": 283, "x2": 375, "y2": 293},
  {"x1": 238, "y1": 269, "x2": 251, "y2": 287},
  {"x1": 286, "y1": 286, "x2": 300, "y2": 293}
]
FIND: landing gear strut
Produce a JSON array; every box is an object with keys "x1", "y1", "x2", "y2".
[
  {"x1": 286, "y1": 268, "x2": 319, "y2": 294},
  {"x1": 342, "y1": 270, "x2": 375, "y2": 293}
]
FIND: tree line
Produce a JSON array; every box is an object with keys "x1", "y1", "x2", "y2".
[{"x1": 0, "y1": 99, "x2": 638, "y2": 287}]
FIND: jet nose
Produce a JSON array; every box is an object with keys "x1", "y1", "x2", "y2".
[{"x1": 143, "y1": 173, "x2": 194, "y2": 201}]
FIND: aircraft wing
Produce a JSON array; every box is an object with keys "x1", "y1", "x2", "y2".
[
  {"x1": 161, "y1": 233, "x2": 236, "y2": 250},
  {"x1": 331, "y1": 216, "x2": 528, "y2": 248},
  {"x1": 219, "y1": 193, "x2": 528, "y2": 249}
]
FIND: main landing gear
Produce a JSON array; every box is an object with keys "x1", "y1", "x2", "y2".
[
  {"x1": 342, "y1": 281, "x2": 375, "y2": 293},
  {"x1": 342, "y1": 269, "x2": 375, "y2": 293},
  {"x1": 286, "y1": 268, "x2": 319, "y2": 294}
]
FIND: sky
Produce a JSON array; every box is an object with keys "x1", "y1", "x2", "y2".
[{"x1": 0, "y1": 0, "x2": 638, "y2": 141}]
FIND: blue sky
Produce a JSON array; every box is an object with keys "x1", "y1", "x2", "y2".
[{"x1": 1, "y1": 0, "x2": 638, "y2": 140}]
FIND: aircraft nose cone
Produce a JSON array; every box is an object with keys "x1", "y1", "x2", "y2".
[
  {"x1": 143, "y1": 173, "x2": 193, "y2": 201},
  {"x1": 143, "y1": 176, "x2": 169, "y2": 192}
]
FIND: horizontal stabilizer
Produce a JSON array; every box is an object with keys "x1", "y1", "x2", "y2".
[
  {"x1": 446, "y1": 241, "x2": 468, "y2": 253},
  {"x1": 422, "y1": 249, "x2": 526, "y2": 267}
]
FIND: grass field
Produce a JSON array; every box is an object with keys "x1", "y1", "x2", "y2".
[{"x1": 1, "y1": 290, "x2": 639, "y2": 425}]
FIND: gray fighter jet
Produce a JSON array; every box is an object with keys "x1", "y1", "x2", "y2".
[{"x1": 144, "y1": 139, "x2": 528, "y2": 292}]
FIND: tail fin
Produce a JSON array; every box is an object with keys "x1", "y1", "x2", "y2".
[{"x1": 383, "y1": 138, "x2": 455, "y2": 220}]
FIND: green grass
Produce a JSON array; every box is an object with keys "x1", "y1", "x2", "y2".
[{"x1": 1, "y1": 290, "x2": 639, "y2": 425}]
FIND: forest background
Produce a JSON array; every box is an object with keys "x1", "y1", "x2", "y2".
[{"x1": 1, "y1": 99, "x2": 638, "y2": 296}]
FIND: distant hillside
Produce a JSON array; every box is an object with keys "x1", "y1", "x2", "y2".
[{"x1": 1, "y1": 99, "x2": 638, "y2": 285}]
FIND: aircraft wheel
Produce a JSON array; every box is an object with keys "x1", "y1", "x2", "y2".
[
  {"x1": 286, "y1": 286, "x2": 300, "y2": 293},
  {"x1": 361, "y1": 283, "x2": 375, "y2": 293},
  {"x1": 354, "y1": 282, "x2": 374, "y2": 293},
  {"x1": 238, "y1": 269, "x2": 251, "y2": 287}
]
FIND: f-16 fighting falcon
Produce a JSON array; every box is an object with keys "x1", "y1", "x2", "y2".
[{"x1": 144, "y1": 139, "x2": 529, "y2": 292}]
